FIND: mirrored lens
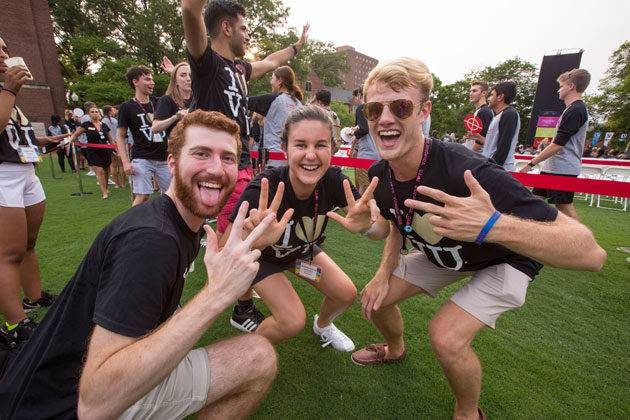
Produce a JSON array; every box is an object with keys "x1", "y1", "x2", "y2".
[
  {"x1": 391, "y1": 99, "x2": 414, "y2": 119},
  {"x1": 364, "y1": 102, "x2": 384, "y2": 121}
]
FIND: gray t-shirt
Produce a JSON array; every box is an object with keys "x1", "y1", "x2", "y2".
[
  {"x1": 357, "y1": 132, "x2": 380, "y2": 160},
  {"x1": 482, "y1": 106, "x2": 520, "y2": 171},
  {"x1": 543, "y1": 100, "x2": 588, "y2": 176}
]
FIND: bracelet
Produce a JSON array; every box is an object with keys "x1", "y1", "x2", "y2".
[
  {"x1": 474, "y1": 140, "x2": 484, "y2": 146},
  {"x1": 474, "y1": 211, "x2": 501, "y2": 245},
  {"x1": 360, "y1": 221, "x2": 376, "y2": 236},
  {"x1": 527, "y1": 161, "x2": 536, "y2": 167},
  {"x1": 1, "y1": 88, "x2": 17, "y2": 97},
  {"x1": 290, "y1": 44, "x2": 298, "y2": 56}
]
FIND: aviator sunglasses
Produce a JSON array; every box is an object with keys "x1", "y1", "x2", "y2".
[{"x1": 363, "y1": 99, "x2": 423, "y2": 121}]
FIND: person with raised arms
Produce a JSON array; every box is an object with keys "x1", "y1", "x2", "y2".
[
  {"x1": 348, "y1": 57, "x2": 605, "y2": 420},
  {"x1": 222, "y1": 105, "x2": 383, "y2": 350}
]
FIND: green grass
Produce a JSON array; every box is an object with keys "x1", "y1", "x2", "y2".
[{"x1": 6, "y1": 159, "x2": 630, "y2": 419}]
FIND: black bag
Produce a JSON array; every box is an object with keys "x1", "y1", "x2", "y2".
[{"x1": 0, "y1": 336, "x2": 19, "y2": 380}]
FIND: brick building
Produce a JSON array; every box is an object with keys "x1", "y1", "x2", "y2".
[
  {"x1": 301, "y1": 45, "x2": 378, "y2": 109},
  {"x1": 0, "y1": 0, "x2": 67, "y2": 131}
]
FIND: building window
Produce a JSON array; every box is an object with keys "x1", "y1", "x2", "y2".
[{"x1": 305, "y1": 81, "x2": 312, "y2": 92}]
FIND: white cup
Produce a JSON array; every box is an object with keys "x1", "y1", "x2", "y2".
[{"x1": 5, "y1": 57, "x2": 33, "y2": 79}]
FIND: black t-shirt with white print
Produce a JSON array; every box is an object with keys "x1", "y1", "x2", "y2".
[
  {"x1": 0, "y1": 105, "x2": 39, "y2": 164},
  {"x1": 118, "y1": 97, "x2": 167, "y2": 161},
  {"x1": 369, "y1": 139, "x2": 558, "y2": 279},
  {"x1": 154, "y1": 94, "x2": 192, "y2": 141},
  {"x1": 0, "y1": 194, "x2": 203, "y2": 418},
  {"x1": 229, "y1": 166, "x2": 360, "y2": 264},
  {"x1": 475, "y1": 103, "x2": 494, "y2": 137},
  {"x1": 188, "y1": 45, "x2": 253, "y2": 170}
]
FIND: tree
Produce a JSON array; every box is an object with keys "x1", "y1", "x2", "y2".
[
  {"x1": 591, "y1": 41, "x2": 630, "y2": 134},
  {"x1": 430, "y1": 76, "x2": 473, "y2": 136},
  {"x1": 466, "y1": 57, "x2": 538, "y2": 141}
]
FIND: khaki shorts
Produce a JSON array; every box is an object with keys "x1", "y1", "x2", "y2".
[
  {"x1": 118, "y1": 347, "x2": 210, "y2": 420},
  {"x1": 354, "y1": 167, "x2": 369, "y2": 193},
  {"x1": 131, "y1": 158, "x2": 172, "y2": 195},
  {"x1": 0, "y1": 162, "x2": 45, "y2": 207},
  {"x1": 392, "y1": 250, "x2": 531, "y2": 328}
]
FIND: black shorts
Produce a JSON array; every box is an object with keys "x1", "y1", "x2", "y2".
[
  {"x1": 252, "y1": 245, "x2": 323, "y2": 285},
  {"x1": 531, "y1": 172, "x2": 578, "y2": 204}
]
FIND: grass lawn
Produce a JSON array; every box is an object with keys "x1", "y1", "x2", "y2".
[{"x1": 5, "y1": 158, "x2": 630, "y2": 419}]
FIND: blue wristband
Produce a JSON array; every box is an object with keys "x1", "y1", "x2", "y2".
[{"x1": 475, "y1": 211, "x2": 501, "y2": 245}]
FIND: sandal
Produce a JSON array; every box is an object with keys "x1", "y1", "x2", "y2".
[{"x1": 351, "y1": 343, "x2": 407, "y2": 366}]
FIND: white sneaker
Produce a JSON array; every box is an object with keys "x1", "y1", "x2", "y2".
[
  {"x1": 313, "y1": 314, "x2": 355, "y2": 352},
  {"x1": 108, "y1": 178, "x2": 115, "y2": 185},
  {"x1": 86, "y1": 170, "x2": 96, "y2": 176}
]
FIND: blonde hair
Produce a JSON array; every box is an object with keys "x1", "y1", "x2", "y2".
[
  {"x1": 557, "y1": 68, "x2": 591, "y2": 93},
  {"x1": 166, "y1": 62, "x2": 191, "y2": 109},
  {"x1": 363, "y1": 57, "x2": 433, "y2": 103}
]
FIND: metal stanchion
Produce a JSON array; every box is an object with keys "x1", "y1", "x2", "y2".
[
  {"x1": 127, "y1": 144, "x2": 134, "y2": 204},
  {"x1": 49, "y1": 153, "x2": 62, "y2": 180},
  {"x1": 70, "y1": 143, "x2": 92, "y2": 196}
]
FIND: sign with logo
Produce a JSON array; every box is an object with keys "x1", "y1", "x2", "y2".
[
  {"x1": 604, "y1": 132, "x2": 615, "y2": 147},
  {"x1": 592, "y1": 132, "x2": 602, "y2": 146},
  {"x1": 619, "y1": 133, "x2": 627, "y2": 145}
]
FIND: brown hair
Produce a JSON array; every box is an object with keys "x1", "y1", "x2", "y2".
[
  {"x1": 166, "y1": 63, "x2": 191, "y2": 109},
  {"x1": 168, "y1": 110, "x2": 241, "y2": 160},
  {"x1": 472, "y1": 81, "x2": 489, "y2": 94},
  {"x1": 273, "y1": 66, "x2": 303, "y2": 103},
  {"x1": 280, "y1": 105, "x2": 333, "y2": 149}
]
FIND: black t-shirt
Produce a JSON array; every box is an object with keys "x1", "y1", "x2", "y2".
[
  {"x1": 369, "y1": 140, "x2": 558, "y2": 278},
  {"x1": 0, "y1": 106, "x2": 38, "y2": 164},
  {"x1": 475, "y1": 103, "x2": 494, "y2": 137},
  {"x1": 118, "y1": 97, "x2": 167, "y2": 161},
  {"x1": 188, "y1": 45, "x2": 253, "y2": 170},
  {"x1": 228, "y1": 166, "x2": 360, "y2": 264},
  {"x1": 0, "y1": 195, "x2": 203, "y2": 419},
  {"x1": 154, "y1": 94, "x2": 192, "y2": 141},
  {"x1": 354, "y1": 104, "x2": 369, "y2": 138},
  {"x1": 80, "y1": 120, "x2": 110, "y2": 144}
]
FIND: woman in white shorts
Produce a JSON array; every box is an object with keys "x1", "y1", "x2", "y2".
[{"x1": 0, "y1": 36, "x2": 65, "y2": 343}]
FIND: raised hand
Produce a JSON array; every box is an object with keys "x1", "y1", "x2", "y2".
[
  {"x1": 203, "y1": 201, "x2": 275, "y2": 304},
  {"x1": 243, "y1": 178, "x2": 294, "y2": 249},
  {"x1": 3, "y1": 65, "x2": 31, "y2": 93},
  {"x1": 295, "y1": 23, "x2": 310, "y2": 51},
  {"x1": 404, "y1": 170, "x2": 496, "y2": 243},
  {"x1": 326, "y1": 177, "x2": 380, "y2": 234},
  {"x1": 161, "y1": 56, "x2": 174, "y2": 74}
]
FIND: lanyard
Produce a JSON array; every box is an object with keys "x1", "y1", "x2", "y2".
[
  {"x1": 307, "y1": 188, "x2": 319, "y2": 262},
  {"x1": 134, "y1": 98, "x2": 154, "y2": 120},
  {"x1": 10, "y1": 107, "x2": 29, "y2": 146},
  {"x1": 388, "y1": 137, "x2": 431, "y2": 236}
]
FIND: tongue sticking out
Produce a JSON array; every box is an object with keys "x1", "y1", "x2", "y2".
[{"x1": 199, "y1": 185, "x2": 221, "y2": 206}]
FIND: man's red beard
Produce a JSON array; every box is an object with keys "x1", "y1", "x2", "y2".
[{"x1": 172, "y1": 162, "x2": 235, "y2": 218}]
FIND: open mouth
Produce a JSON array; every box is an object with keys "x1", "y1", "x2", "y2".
[
  {"x1": 198, "y1": 181, "x2": 222, "y2": 206},
  {"x1": 378, "y1": 130, "x2": 401, "y2": 146},
  {"x1": 300, "y1": 164, "x2": 320, "y2": 172}
]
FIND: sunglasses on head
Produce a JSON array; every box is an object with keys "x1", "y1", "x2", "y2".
[{"x1": 363, "y1": 99, "x2": 423, "y2": 121}]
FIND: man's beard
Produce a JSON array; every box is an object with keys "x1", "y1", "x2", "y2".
[{"x1": 173, "y1": 164, "x2": 235, "y2": 219}]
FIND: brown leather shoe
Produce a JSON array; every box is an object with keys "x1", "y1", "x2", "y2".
[{"x1": 350, "y1": 343, "x2": 407, "y2": 366}]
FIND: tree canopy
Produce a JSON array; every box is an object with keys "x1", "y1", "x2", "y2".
[{"x1": 49, "y1": 0, "x2": 348, "y2": 107}]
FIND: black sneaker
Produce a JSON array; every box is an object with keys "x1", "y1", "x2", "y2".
[
  {"x1": 22, "y1": 290, "x2": 57, "y2": 312},
  {"x1": 0, "y1": 317, "x2": 38, "y2": 343},
  {"x1": 230, "y1": 305, "x2": 265, "y2": 333}
]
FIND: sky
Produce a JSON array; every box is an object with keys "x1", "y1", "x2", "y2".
[{"x1": 280, "y1": 0, "x2": 629, "y2": 94}]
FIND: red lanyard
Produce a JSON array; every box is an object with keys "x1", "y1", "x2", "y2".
[
  {"x1": 134, "y1": 98, "x2": 154, "y2": 116},
  {"x1": 388, "y1": 137, "x2": 431, "y2": 234}
]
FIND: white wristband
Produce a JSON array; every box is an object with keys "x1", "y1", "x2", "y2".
[{"x1": 360, "y1": 221, "x2": 376, "y2": 236}]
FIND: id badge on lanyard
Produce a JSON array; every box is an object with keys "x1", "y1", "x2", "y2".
[{"x1": 18, "y1": 146, "x2": 42, "y2": 163}]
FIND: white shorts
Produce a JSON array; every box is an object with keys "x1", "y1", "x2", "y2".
[
  {"x1": 392, "y1": 250, "x2": 531, "y2": 328},
  {"x1": 0, "y1": 162, "x2": 46, "y2": 208},
  {"x1": 118, "y1": 347, "x2": 210, "y2": 420},
  {"x1": 131, "y1": 159, "x2": 172, "y2": 195}
]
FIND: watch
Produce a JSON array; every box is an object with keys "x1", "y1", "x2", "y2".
[{"x1": 527, "y1": 161, "x2": 536, "y2": 167}]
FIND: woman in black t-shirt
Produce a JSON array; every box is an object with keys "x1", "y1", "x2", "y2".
[
  {"x1": 152, "y1": 63, "x2": 192, "y2": 141},
  {"x1": 70, "y1": 104, "x2": 115, "y2": 199},
  {"x1": 0, "y1": 36, "x2": 66, "y2": 343},
  {"x1": 223, "y1": 105, "x2": 381, "y2": 351}
]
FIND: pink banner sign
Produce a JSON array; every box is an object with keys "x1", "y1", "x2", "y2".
[{"x1": 537, "y1": 116, "x2": 560, "y2": 127}]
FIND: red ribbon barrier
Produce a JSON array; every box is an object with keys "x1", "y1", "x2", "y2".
[
  {"x1": 250, "y1": 151, "x2": 630, "y2": 197},
  {"x1": 74, "y1": 142, "x2": 118, "y2": 149},
  {"x1": 515, "y1": 154, "x2": 630, "y2": 167}
]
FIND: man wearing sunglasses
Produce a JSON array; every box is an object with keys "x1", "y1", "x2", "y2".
[{"x1": 350, "y1": 57, "x2": 605, "y2": 420}]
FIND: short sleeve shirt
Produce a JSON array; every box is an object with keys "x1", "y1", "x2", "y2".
[
  {"x1": 118, "y1": 97, "x2": 167, "y2": 161},
  {"x1": 228, "y1": 166, "x2": 360, "y2": 264},
  {"x1": 188, "y1": 46, "x2": 252, "y2": 170},
  {"x1": 0, "y1": 106, "x2": 38, "y2": 164},
  {"x1": 369, "y1": 139, "x2": 558, "y2": 278}
]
